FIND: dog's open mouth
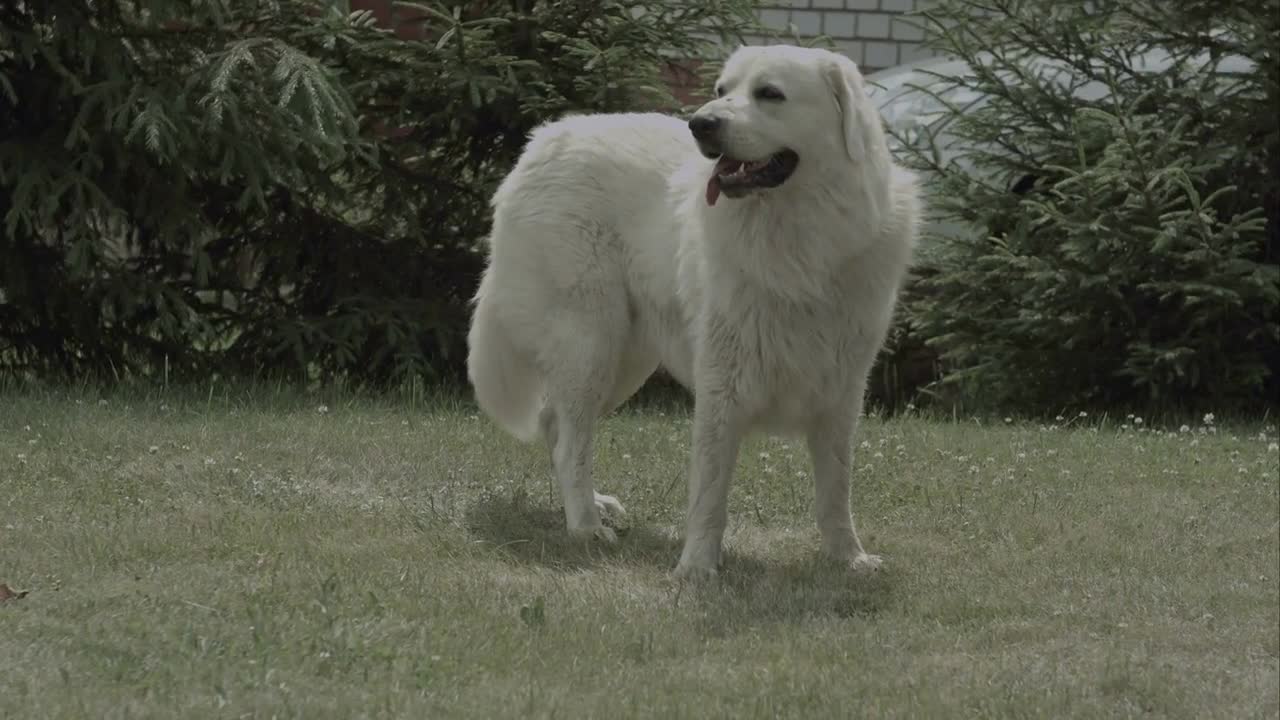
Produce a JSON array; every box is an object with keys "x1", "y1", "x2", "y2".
[{"x1": 705, "y1": 150, "x2": 799, "y2": 206}]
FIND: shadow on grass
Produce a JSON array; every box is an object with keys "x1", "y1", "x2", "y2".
[
  {"x1": 704, "y1": 555, "x2": 895, "y2": 626},
  {"x1": 463, "y1": 491, "x2": 686, "y2": 571},
  {"x1": 464, "y1": 492, "x2": 894, "y2": 622}
]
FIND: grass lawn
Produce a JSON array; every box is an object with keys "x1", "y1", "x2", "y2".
[{"x1": 1, "y1": 387, "x2": 1277, "y2": 719}]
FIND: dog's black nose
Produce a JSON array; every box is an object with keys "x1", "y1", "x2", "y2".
[{"x1": 688, "y1": 115, "x2": 722, "y2": 140}]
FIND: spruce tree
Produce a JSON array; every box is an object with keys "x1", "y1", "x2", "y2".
[
  {"x1": 895, "y1": 0, "x2": 1279, "y2": 411},
  {"x1": 0, "y1": 0, "x2": 758, "y2": 383}
]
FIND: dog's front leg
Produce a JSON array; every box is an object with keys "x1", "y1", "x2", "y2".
[
  {"x1": 808, "y1": 403, "x2": 881, "y2": 573},
  {"x1": 674, "y1": 388, "x2": 743, "y2": 581}
]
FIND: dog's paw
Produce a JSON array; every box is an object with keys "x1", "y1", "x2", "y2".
[
  {"x1": 593, "y1": 492, "x2": 626, "y2": 518},
  {"x1": 570, "y1": 525, "x2": 618, "y2": 545},
  {"x1": 849, "y1": 552, "x2": 882, "y2": 573},
  {"x1": 672, "y1": 561, "x2": 719, "y2": 583}
]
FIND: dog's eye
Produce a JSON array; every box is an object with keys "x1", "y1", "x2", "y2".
[
  {"x1": 714, "y1": 85, "x2": 726, "y2": 98},
  {"x1": 754, "y1": 85, "x2": 785, "y2": 101}
]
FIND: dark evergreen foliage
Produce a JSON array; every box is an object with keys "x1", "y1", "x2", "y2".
[
  {"x1": 895, "y1": 0, "x2": 1278, "y2": 411},
  {"x1": 0, "y1": 0, "x2": 757, "y2": 384}
]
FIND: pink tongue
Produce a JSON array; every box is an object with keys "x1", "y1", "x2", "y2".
[
  {"x1": 705, "y1": 175, "x2": 722, "y2": 206},
  {"x1": 705, "y1": 157, "x2": 739, "y2": 207}
]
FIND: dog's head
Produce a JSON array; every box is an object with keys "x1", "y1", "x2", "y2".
[{"x1": 689, "y1": 45, "x2": 888, "y2": 206}]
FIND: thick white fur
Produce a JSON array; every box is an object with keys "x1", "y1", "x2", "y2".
[{"x1": 467, "y1": 45, "x2": 920, "y2": 579}]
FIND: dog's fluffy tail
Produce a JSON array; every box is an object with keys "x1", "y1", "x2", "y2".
[{"x1": 466, "y1": 274, "x2": 542, "y2": 444}]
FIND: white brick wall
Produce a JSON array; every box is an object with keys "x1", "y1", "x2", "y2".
[{"x1": 748, "y1": 0, "x2": 938, "y2": 72}]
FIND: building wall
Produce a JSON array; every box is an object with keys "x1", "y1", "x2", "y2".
[
  {"x1": 751, "y1": 1, "x2": 938, "y2": 72},
  {"x1": 344, "y1": 0, "x2": 937, "y2": 105}
]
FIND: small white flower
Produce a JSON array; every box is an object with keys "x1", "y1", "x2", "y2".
[
  {"x1": 758, "y1": 452, "x2": 770, "y2": 460},
  {"x1": 622, "y1": 453, "x2": 632, "y2": 460},
  {"x1": 1078, "y1": 411, "x2": 1088, "y2": 418},
  {"x1": 317, "y1": 405, "x2": 330, "y2": 414},
  {"x1": 1180, "y1": 425, "x2": 1191, "y2": 433},
  {"x1": 148, "y1": 446, "x2": 159, "y2": 454},
  {"x1": 1016, "y1": 452, "x2": 1026, "y2": 460},
  {"x1": 1268, "y1": 442, "x2": 1278, "y2": 453},
  {"x1": 204, "y1": 458, "x2": 216, "y2": 466},
  {"x1": 1004, "y1": 417, "x2": 1012, "y2": 424},
  {"x1": 1203, "y1": 413, "x2": 1215, "y2": 425},
  {"x1": 1134, "y1": 417, "x2": 1143, "y2": 426}
]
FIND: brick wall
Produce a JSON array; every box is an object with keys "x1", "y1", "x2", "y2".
[{"x1": 750, "y1": 0, "x2": 938, "y2": 72}]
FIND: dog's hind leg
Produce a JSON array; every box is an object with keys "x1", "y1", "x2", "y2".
[
  {"x1": 539, "y1": 313, "x2": 631, "y2": 542},
  {"x1": 538, "y1": 403, "x2": 625, "y2": 522}
]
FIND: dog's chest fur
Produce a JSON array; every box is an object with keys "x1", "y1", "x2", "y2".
[
  {"x1": 707, "y1": 261, "x2": 885, "y2": 430},
  {"x1": 670, "y1": 207, "x2": 898, "y2": 430}
]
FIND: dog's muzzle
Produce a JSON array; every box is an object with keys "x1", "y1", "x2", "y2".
[{"x1": 688, "y1": 114, "x2": 725, "y2": 158}]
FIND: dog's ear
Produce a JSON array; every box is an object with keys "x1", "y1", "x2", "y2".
[
  {"x1": 824, "y1": 52, "x2": 887, "y2": 166},
  {"x1": 824, "y1": 51, "x2": 892, "y2": 224}
]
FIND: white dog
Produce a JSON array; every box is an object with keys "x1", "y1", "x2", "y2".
[{"x1": 467, "y1": 45, "x2": 920, "y2": 579}]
